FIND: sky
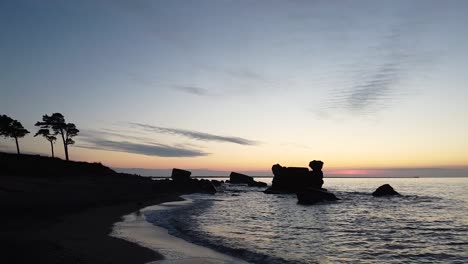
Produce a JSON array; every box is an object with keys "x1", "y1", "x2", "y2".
[{"x1": 1, "y1": 0, "x2": 468, "y2": 176}]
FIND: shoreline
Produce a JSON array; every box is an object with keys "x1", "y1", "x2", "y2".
[
  {"x1": 112, "y1": 197, "x2": 249, "y2": 264},
  {"x1": 1, "y1": 190, "x2": 182, "y2": 264}
]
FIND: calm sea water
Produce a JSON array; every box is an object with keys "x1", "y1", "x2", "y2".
[{"x1": 145, "y1": 178, "x2": 468, "y2": 263}]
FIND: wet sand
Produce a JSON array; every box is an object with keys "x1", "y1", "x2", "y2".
[{"x1": 112, "y1": 199, "x2": 249, "y2": 264}]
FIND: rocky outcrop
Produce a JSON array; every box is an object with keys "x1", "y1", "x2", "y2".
[
  {"x1": 229, "y1": 172, "x2": 267, "y2": 187},
  {"x1": 265, "y1": 160, "x2": 325, "y2": 193},
  {"x1": 372, "y1": 184, "x2": 400, "y2": 197},
  {"x1": 167, "y1": 168, "x2": 217, "y2": 194},
  {"x1": 297, "y1": 188, "x2": 339, "y2": 204}
]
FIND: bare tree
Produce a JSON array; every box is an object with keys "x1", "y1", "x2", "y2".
[
  {"x1": 0, "y1": 114, "x2": 30, "y2": 154},
  {"x1": 34, "y1": 128, "x2": 57, "y2": 158},
  {"x1": 35, "y1": 113, "x2": 79, "y2": 161}
]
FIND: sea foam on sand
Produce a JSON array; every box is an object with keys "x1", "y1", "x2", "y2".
[{"x1": 111, "y1": 199, "x2": 249, "y2": 264}]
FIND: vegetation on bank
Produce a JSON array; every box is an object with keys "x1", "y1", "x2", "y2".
[
  {"x1": 0, "y1": 152, "x2": 117, "y2": 178},
  {"x1": 0, "y1": 113, "x2": 78, "y2": 160}
]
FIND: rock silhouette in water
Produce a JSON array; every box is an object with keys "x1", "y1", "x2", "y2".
[
  {"x1": 266, "y1": 160, "x2": 326, "y2": 193},
  {"x1": 169, "y1": 168, "x2": 216, "y2": 194},
  {"x1": 229, "y1": 172, "x2": 267, "y2": 187},
  {"x1": 308, "y1": 160, "x2": 324, "y2": 188},
  {"x1": 171, "y1": 168, "x2": 191, "y2": 182},
  {"x1": 372, "y1": 184, "x2": 400, "y2": 196}
]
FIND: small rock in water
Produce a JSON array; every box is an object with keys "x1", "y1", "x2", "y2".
[
  {"x1": 372, "y1": 184, "x2": 400, "y2": 197},
  {"x1": 229, "y1": 172, "x2": 267, "y2": 187}
]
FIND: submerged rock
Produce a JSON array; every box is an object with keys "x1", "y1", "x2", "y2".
[
  {"x1": 297, "y1": 188, "x2": 339, "y2": 204},
  {"x1": 372, "y1": 184, "x2": 400, "y2": 197},
  {"x1": 229, "y1": 172, "x2": 267, "y2": 187}
]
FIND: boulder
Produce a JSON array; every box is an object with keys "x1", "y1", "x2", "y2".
[
  {"x1": 297, "y1": 188, "x2": 339, "y2": 204},
  {"x1": 229, "y1": 172, "x2": 268, "y2": 188},
  {"x1": 171, "y1": 168, "x2": 191, "y2": 182},
  {"x1": 372, "y1": 184, "x2": 400, "y2": 197}
]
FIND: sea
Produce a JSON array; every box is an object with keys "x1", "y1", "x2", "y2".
[{"x1": 142, "y1": 177, "x2": 467, "y2": 263}]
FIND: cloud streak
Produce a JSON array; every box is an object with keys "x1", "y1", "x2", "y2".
[
  {"x1": 173, "y1": 85, "x2": 212, "y2": 96},
  {"x1": 78, "y1": 130, "x2": 208, "y2": 157},
  {"x1": 132, "y1": 123, "x2": 258, "y2": 145},
  {"x1": 80, "y1": 139, "x2": 208, "y2": 157}
]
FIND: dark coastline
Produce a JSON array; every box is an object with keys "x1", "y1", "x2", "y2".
[{"x1": 0, "y1": 152, "x2": 184, "y2": 264}]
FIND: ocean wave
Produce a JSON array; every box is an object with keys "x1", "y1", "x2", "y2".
[{"x1": 144, "y1": 178, "x2": 468, "y2": 264}]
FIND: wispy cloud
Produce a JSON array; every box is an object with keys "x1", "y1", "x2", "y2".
[
  {"x1": 131, "y1": 123, "x2": 258, "y2": 145},
  {"x1": 78, "y1": 130, "x2": 208, "y2": 157},
  {"x1": 321, "y1": 5, "x2": 427, "y2": 116},
  {"x1": 224, "y1": 68, "x2": 267, "y2": 82},
  {"x1": 173, "y1": 85, "x2": 212, "y2": 96},
  {"x1": 329, "y1": 61, "x2": 401, "y2": 114}
]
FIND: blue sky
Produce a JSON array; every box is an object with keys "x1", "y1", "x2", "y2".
[{"x1": 1, "y1": 0, "x2": 468, "y2": 175}]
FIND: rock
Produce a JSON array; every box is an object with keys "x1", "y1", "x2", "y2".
[
  {"x1": 210, "y1": 180, "x2": 223, "y2": 187},
  {"x1": 372, "y1": 184, "x2": 400, "y2": 197},
  {"x1": 249, "y1": 181, "x2": 267, "y2": 187},
  {"x1": 297, "y1": 188, "x2": 339, "y2": 204},
  {"x1": 164, "y1": 169, "x2": 216, "y2": 194},
  {"x1": 197, "y1": 179, "x2": 217, "y2": 194},
  {"x1": 308, "y1": 160, "x2": 324, "y2": 188},
  {"x1": 230, "y1": 172, "x2": 254, "y2": 184},
  {"x1": 266, "y1": 160, "x2": 325, "y2": 193},
  {"x1": 229, "y1": 172, "x2": 268, "y2": 188},
  {"x1": 171, "y1": 168, "x2": 191, "y2": 182}
]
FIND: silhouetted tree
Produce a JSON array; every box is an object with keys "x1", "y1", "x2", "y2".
[
  {"x1": 35, "y1": 113, "x2": 79, "y2": 161},
  {"x1": 34, "y1": 128, "x2": 57, "y2": 158},
  {"x1": 0, "y1": 114, "x2": 30, "y2": 154}
]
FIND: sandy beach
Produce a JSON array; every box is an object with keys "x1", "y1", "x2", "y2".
[{"x1": 0, "y1": 153, "x2": 242, "y2": 264}]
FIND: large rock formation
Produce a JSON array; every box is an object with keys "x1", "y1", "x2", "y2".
[
  {"x1": 372, "y1": 184, "x2": 400, "y2": 197},
  {"x1": 229, "y1": 172, "x2": 267, "y2": 187},
  {"x1": 297, "y1": 188, "x2": 339, "y2": 204},
  {"x1": 265, "y1": 160, "x2": 325, "y2": 193}
]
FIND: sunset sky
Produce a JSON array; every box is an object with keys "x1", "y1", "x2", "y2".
[{"x1": 1, "y1": 1, "x2": 467, "y2": 176}]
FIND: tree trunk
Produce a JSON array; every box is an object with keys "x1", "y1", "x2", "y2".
[
  {"x1": 64, "y1": 144, "x2": 69, "y2": 161},
  {"x1": 15, "y1": 137, "x2": 20, "y2": 155},
  {"x1": 50, "y1": 140, "x2": 55, "y2": 158},
  {"x1": 60, "y1": 129, "x2": 69, "y2": 161}
]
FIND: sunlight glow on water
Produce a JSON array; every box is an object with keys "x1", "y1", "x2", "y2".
[{"x1": 146, "y1": 178, "x2": 468, "y2": 263}]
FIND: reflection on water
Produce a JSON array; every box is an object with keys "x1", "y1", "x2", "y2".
[{"x1": 146, "y1": 178, "x2": 468, "y2": 263}]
